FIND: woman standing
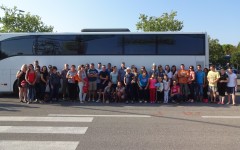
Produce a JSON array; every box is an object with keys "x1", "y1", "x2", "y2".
[
  {"x1": 131, "y1": 67, "x2": 139, "y2": 103},
  {"x1": 149, "y1": 74, "x2": 157, "y2": 103},
  {"x1": 25, "y1": 64, "x2": 37, "y2": 104},
  {"x1": 78, "y1": 65, "x2": 87, "y2": 103},
  {"x1": 138, "y1": 70, "x2": 149, "y2": 103},
  {"x1": 66, "y1": 65, "x2": 78, "y2": 101},
  {"x1": 16, "y1": 64, "x2": 28, "y2": 103},
  {"x1": 188, "y1": 66, "x2": 195, "y2": 102},
  {"x1": 40, "y1": 66, "x2": 49, "y2": 102}
]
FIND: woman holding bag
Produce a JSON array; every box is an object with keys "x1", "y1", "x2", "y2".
[{"x1": 16, "y1": 64, "x2": 28, "y2": 103}]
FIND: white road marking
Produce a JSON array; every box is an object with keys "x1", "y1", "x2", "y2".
[
  {"x1": 202, "y1": 116, "x2": 240, "y2": 119},
  {"x1": 0, "y1": 126, "x2": 88, "y2": 134},
  {"x1": 0, "y1": 116, "x2": 93, "y2": 122},
  {"x1": 0, "y1": 141, "x2": 79, "y2": 150},
  {"x1": 48, "y1": 114, "x2": 152, "y2": 118},
  {"x1": 0, "y1": 107, "x2": 18, "y2": 111}
]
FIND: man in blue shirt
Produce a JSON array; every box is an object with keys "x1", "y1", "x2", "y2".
[{"x1": 195, "y1": 65, "x2": 205, "y2": 102}]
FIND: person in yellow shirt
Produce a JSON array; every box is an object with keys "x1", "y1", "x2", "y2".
[{"x1": 207, "y1": 65, "x2": 220, "y2": 103}]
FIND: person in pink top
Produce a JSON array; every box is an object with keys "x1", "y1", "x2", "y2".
[
  {"x1": 171, "y1": 80, "x2": 181, "y2": 104},
  {"x1": 149, "y1": 74, "x2": 157, "y2": 103}
]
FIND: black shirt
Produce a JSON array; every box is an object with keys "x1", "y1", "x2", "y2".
[
  {"x1": 125, "y1": 73, "x2": 134, "y2": 85},
  {"x1": 99, "y1": 71, "x2": 109, "y2": 84}
]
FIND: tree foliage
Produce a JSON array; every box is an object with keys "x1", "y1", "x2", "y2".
[
  {"x1": 136, "y1": 11, "x2": 183, "y2": 31},
  {"x1": 208, "y1": 36, "x2": 226, "y2": 66},
  {"x1": 0, "y1": 5, "x2": 54, "y2": 32}
]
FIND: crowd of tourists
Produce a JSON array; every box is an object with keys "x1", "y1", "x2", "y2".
[{"x1": 16, "y1": 60, "x2": 238, "y2": 105}]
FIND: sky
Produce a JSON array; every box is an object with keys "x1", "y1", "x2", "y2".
[{"x1": 0, "y1": 0, "x2": 239, "y2": 45}]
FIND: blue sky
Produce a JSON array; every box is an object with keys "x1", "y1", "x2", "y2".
[{"x1": 1, "y1": 0, "x2": 239, "y2": 45}]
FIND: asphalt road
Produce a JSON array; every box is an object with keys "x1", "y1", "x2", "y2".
[{"x1": 0, "y1": 94, "x2": 240, "y2": 150}]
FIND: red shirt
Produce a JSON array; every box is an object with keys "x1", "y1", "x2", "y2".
[
  {"x1": 171, "y1": 85, "x2": 180, "y2": 94},
  {"x1": 27, "y1": 72, "x2": 36, "y2": 83}
]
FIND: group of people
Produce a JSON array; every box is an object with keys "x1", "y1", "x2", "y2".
[{"x1": 16, "y1": 60, "x2": 238, "y2": 105}]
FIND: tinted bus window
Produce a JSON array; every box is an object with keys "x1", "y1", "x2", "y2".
[
  {"x1": 124, "y1": 35, "x2": 156, "y2": 55},
  {"x1": 34, "y1": 35, "x2": 123, "y2": 55},
  {"x1": 157, "y1": 34, "x2": 205, "y2": 55},
  {"x1": 82, "y1": 35, "x2": 123, "y2": 55},
  {"x1": 0, "y1": 36, "x2": 35, "y2": 58}
]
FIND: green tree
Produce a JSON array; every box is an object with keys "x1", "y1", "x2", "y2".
[
  {"x1": 222, "y1": 44, "x2": 237, "y2": 55},
  {"x1": 0, "y1": 5, "x2": 53, "y2": 32},
  {"x1": 136, "y1": 11, "x2": 183, "y2": 31},
  {"x1": 208, "y1": 36, "x2": 226, "y2": 66}
]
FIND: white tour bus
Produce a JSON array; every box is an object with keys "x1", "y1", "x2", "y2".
[{"x1": 0, "y1": 31, "x2": 208, "y2": 94}]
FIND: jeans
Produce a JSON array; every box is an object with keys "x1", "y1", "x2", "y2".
[{"x1": 28, "y1": 85, "x2": 35, "y2": 102}]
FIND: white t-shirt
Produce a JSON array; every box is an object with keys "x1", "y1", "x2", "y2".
[{"x1": 227, "y1": 73, "x2": 237, "y2": 87}]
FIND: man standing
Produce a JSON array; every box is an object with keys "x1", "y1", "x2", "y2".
[
  {"x1": 195, "y1": 65, "x2": 205, "y2": 102},
  {"x1": 97, "y1": 65, "x2": 109, "y2": 102},
  {"x1": 177, "y1": 64, "x2": 189, "y2": 101},
  {"x1": 87, "y1": 63, "x2": 98, "y2": 102},
  {"x1": 207, "y1": 65, "x2": 220, "y2": 103},
  {"x1": 226, "y1": 67, "x2": 237, "y2": 105},
  {"x1": 61, "y1": 64, "x2": 69, "y2": 100},
  {"x1": 118, "y1": 62, "x2": 126, "y2": 85}
]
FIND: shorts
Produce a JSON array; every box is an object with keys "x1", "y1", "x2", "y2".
[
  {"x1": 89, "y1": 81, "x2": 97, "y2": 91},
  {"x1": 227, "y1": 87, "x2": 235, "y2": 94},
  {"x1": 209, "y1": 86, "x2": 217, "y2": 93}
]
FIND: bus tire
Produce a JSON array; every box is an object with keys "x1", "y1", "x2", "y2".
[{"x1": 13, "y1": 80, "x2": 19, "y2": 96}]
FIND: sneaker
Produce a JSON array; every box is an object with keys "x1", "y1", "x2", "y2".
[
  {"x1": 131, "y1": 101, "x2": 134, "y2": 104},
  {"x1": 92, "y1": 99, "x2": 95, "y2": 102},
  {"x1": 125, "y1": 101, "x2": 129, "y2": 104},
  {"x1": 96, "y1": 99, "x2": 100, "y2": 103},
  {"x1": 33, "y1": 99, "x2": 38, "y2": 103},
  {"x1": 88, "y1": 98, "x2": 91, "y2": 102},
  {"x1": 144, "y1": 101, "x2": 147, "y2": 103},
  {"x1": 80, "y1": 101, "x2": 84, "y2": 104},
  {"x1": 27, "y1": 101, "x2": 30, "y2": 104},
  {"x1": 106, "y1": 101, "x2": 109, "y2": 104},
  {"x1": 139, "y1": 101, "x2": 142, "y2": 103}
]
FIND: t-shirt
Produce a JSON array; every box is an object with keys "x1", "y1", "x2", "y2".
[
  {"x1": 149, "y1": 78, "x2": 157, "y2": 89},
  {"x1": 196, "y1": 71, "x2": 205, "y2": 84},
  {"x1": 67, "y1": 70, "x2": 77, "y2": 83},
  {"x1": 171, "y1": 85, "x2": 180, "y2": 94},
  {"x1": 61, "y1": 69, "x2": 69, "y2": 82},
  {"x1": 163, "y1": 80, "x2": 170, "y2": 91},
  {"x1": 40, "y1": 71, "x2": 49, "y2": 85},
  {"x1": 165, "y1": 71, "x2": 173, "y2": 79},
  {"x1": 118, "y1": 67, "x2": 126, "y2": 82},
  {"x1": 99, "y1": 71, "x2": 109, "y2": 84},
  {"x1": 88, "y1": 69, "x2": 98, "y2": 82},
  {"x1": 227, "y1": 73, "x2": 237, "y2": 87},
  {"x1": 207, "y1": 71, "x2": 220, "y2": 87},
  {"x1": 125, "y1": 73, "x2": 134, "y2": 85},
  {"x1": 178, "y1": 69, "x2": 189, "y2": 84},
  {"x1": 158, "y1": 70, "x2": 165, "y2": 78},
  {"x1": 218, "y1": 73, "x2": 228, "y2": 88},
  {"x1": 149, "y1": 69, "x2": 158, "y2": 77},
  {"x1": 138, "y1": 74, "x2": 149, "y2": 87},
  {"x1": 155, "y1": 82, "x2": 163, "y2": 92},
  {"x1": 110, "y1": 72, "x2": 118, "y2": 84}
]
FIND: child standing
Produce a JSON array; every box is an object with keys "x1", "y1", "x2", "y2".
[
  {"x1": 149, "y1": 74, "x2": 157, "y2": 103},
  {"x1": 155, "y1": 77, "x2": 164, "y2": 103},
  {"x1": 49, "y1": 66, "x2": 61, "y2": 102},
  {"x1": 163, "y1": 74, "x2": 170, "y2": 104}
]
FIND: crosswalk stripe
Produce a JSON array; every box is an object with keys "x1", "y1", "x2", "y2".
[
  {"x1": 0, "y1": 126, "x2": 88, "y2": 134},
  {"x1": 48, "y1": 114, "x2": 152, "y2": 118},
  {"x1": 202, "y1": 116, "x2": 240, "y2": 119},
  {"x1": 0, "y1": 141, "x2": 79, "y2": 150},
  {"x1": 0, "y1": 116, "x2": 93, "y2": 122}
]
